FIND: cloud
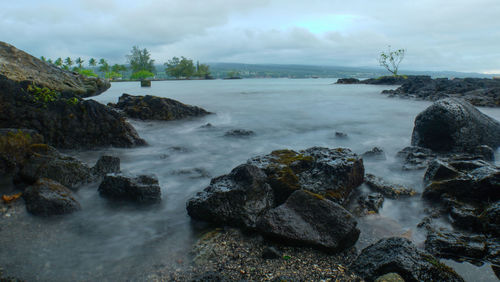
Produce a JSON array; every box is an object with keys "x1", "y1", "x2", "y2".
[{"x1": 1, "y1": 0, "x2": 499, "y2": 72}]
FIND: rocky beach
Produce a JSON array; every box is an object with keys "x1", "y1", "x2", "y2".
[{"x1": 1, "y1": 42, "x2": 500, "y2": 281}]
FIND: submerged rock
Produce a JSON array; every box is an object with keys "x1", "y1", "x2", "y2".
[
  {"x1": 187, "y1": 164, "x2": 274, "y2": 228},
  {"x1": 396, "y1": 146, "x2": 436, "y2": 170},
  {"x1": 335, "y1": 131, "x2": 348, "y2": 138},
  {"x1": 98, "y1": 174, "x2": 161, "y2": 204},
  {"x1": 110, "y1": 93, "x2": 211, "y2": 121},
  {"x1": 362, "y1": 147, "x2": 386, "y2": 160},
  {"x1": 411, "y1": 98, "x2": 500, "y2": 152},
  {"x1": 354, "y1": 193, "x2": 385, "y2": 215},
  {"x1": 350, "y1": 237, "x2": 464, "y2": 282},
  {"x1": 364, "y1": 174, "x2": 417, "y2": 199},
  {"x1": 224, "y1": 129, "x2": 255, "y2": 137},
  {"x1": 23, "y1": 178, "x2": 81, "y2": 216},
  {"x1": 256, "y1": 190, "x2": 360, "y2": 252}
]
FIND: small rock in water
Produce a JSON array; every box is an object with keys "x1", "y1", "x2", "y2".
[
  {"x1": 224, "y1": 129, "x2": 255, "y2": 137},
  {"x1": 23, "y1": 178, "x2": 81, "y2": 216},
  {"x1": 98, "y1": 173, "x2": 161, "y2": 204},
  {"x1": 364, "y1": 174, "x2": 417, "y2": 199},
  {"x1": 200, "y1": 123, "x2": 213, "y2": 128},
  {"x1": 362, "y1": 147, "x2": 386, "y2": 160},
  {"x1": 335, "y1": 131, "x2": 348, "y2": 138},
  {"x1": 92, "y1": 155, "x2": 120, "y2": 177}
]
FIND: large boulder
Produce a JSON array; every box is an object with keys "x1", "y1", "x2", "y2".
[
  {"x1": 0, "y1": 41, "x2": 109, "y2": 97},
  {"x1": 411, "y1": 98, "x2": 500, "y2": 152},
  {"x1": 256, "y1": 190, "x2": 359, "y2": 252},
  {"x1": 23, "y1": 178, "x2": 81, "y2": 216},
  {"x1": 109, "y1": 93, "x2": 211, "y2": 121},
  {"x1": 187, "y1": 164, "x2": 274, "y2": 228},
  {"x1": 247, "y1": 147, "x2": 364, "y2": 205},
  {"x1": 98, "y1": 173, "x2": 162, "y2": 204},
  {"x1": 350, "y1": 237, "x2": 464, "y2": 282}
]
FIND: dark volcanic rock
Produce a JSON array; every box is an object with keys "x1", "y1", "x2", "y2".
[
  {"x1": 481, "y1": 201, "x2": 500, "y2": 235},
  {"x1": 187, "y1": 164, "x2": 274, "y2": 228},
  {"x1": 424, "y1": 159, "x2": 461, "y2": 183},
  {"x1": 0, "y1": 75, "x2": 146, "y2": 149},
  {"x1": 362, "y1": 147, "x2": 386, "y2": 160},
  {"x1": 0, "y1": 129, "x2": 44, "y2": 175},
  {"x1": 411, "y1": 98, "x2": 500, "y2": 152},
  {"x1": 23, "y1": 178, "x2": 81, "y2": 216},
  {"x1": 92, "y1": 155, "x2": 120, "y2": 177},
  {"x1": 355, "y1": 193, "x2": 385, "y2": 215},
  {"x1": 364, "y1": 174, "x2": 417, "y2": 199},
  {"x1": 335, "y1": 78, "x2": 360, "y2": 84},
  {"x1": 425, "y1": 229, "x2": 488, "y2": 262},
  {"x1": 248, "y1": 147, "x2": 364, "y2": 205},
  {"x1": 350, "y1": 237, "x2": 464, "y2": 282},
  {"x1": 224, "y1": 129, "x2": 255, "y2": 137},
  {"x1": 359, "y1": 76, "x2": 409, "y2": 85},
  {"x1": 256, "y1": 190, "x2": 360, "y2": 252},
  {"x1": 335, "y1": 131, "x2": 348, "y2": 138},
  {"x1": 0, "y1": 41, "x2": 110, "y2": 97},
  {"x1": 98, "y1": 174, "x2": 161, "y2": 204},
  {"x1": 110, "y1": 93, "x2": 211, "y2": 121},
  {"x1": 396, "y1": 146, "x2": 437, "y2": 170}
]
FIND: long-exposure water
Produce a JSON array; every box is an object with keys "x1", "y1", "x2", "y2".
[{"x1": 1, "y1": 79, "x2": 499, "y2": 281}]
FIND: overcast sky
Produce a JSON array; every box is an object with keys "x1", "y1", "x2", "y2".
[{"x1": 1, "y1": 0, "x2": 499, "y2": 73}]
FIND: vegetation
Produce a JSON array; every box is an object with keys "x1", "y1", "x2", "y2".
[
  {"x1": 77, "y1": 69, "x2": 98, "y2": 77},
  {"x1": 127, "y1": 46, "x2": 155, "y2": 73},
  {"x1": 0, "y1": 130, "x2": 33, "y2": 167},
  {"x1": 27, "y1": 83, "x2": 60, "y2": 104},
  {"x1": 98, "y1": 58, "x2": 110, "y2": 73},
  {"x1": 195, "y1": 61, "x2": 211, "y2": 78},
  {"x1": 379, "y1": 46, "x2": 406, "y2": 76},
  {"x1": 165, "y1": 56, "x2": 196, "y2": 79},
  {"x1": 130, "y1": 70, "x2": 154, "y2": 80},
  {"x1": 88, "y1": 58, "x2": 97, "y2": 67},
  {"x1": 226, "y1": 70, "x2": 241, "y2": 78}
]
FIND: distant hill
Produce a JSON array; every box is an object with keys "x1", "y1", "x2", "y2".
[{"x1": 201, "y1": 63, "x2": 498, "y2": 79}]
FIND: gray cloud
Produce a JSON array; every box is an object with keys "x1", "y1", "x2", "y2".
[{"x1": 1, "y1": 0, "x2": 499, "y2": 72}]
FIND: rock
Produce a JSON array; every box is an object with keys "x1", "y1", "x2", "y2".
[
  {"x1": 411, "y1": 98, "x2": 500, "y2": 152},
  {"x1": 447, "y1": 201, "x2": 483, "y2": 231},
  {"x1": 190, "y1": 272, "x2": 230, "y2": 282},
  {"x1": 98, "y1": 174, "x2": 161, "y2": 204},
  {"x1": 110, "y1": 93, "x2": 211, "y2": 121},
  {"x1": 92, "y1": 155, "x2": 120, "y2": 177},
  {"x1": 262, "y1": 246, "x2": 281, "y2": 259},
  {"x1": 248, "y1": 147, "x2": 364, "y2": 205},
  {"x1": 224, "y1": 129, "x2": 255, "y2": 137},
  {"x1": 335, "y1": 131, "x2": 348, "y2": 138},
  {"x1": 422, "y1": 159, "x2": 500, "y2": 204},
  {"x1": 374, "y1": 273, "x2": 405, "y2": 282},
  {"x1": 18, "y1": 144, "x2": 93, "y2": 190},
  {"x1": 481, "y1": 201, "x2": 500, "y2": 235},
  {"x1": 256, "y1": 190, "x2": 360, "y2": 252},
  {"x1": 335, "y1": 78, "x2": 360, "y2": 84},
  {"x1": 424, "y1": 159, "x2": 461, "y2": 183},
  {"x1": 396, "y1": 146, "x2": 436, "y2": 170},
  {"x1": 353, "y1": 76, "x2": 409, "y2": 85},
  {"x1": 140, "y1": 80, "x2": 151, "y2": 87},
  {"x1": 0, "y1": 74, "x2": 146, "y2": 149},
  {"x1": 0, "y1": 129, "x2": 44, "y2": 175},
  {"x1": 424, "y1": 229, "x2": 488, "y2": 262},
  {"x1": 23, "y1": 178, "x2": 81, "y2": 216},
  {"x1": 0, "y1": 41, "x2": 110, "y2": 97},
  {"x1": 187, "y1": 164, "x2": 274, "y2": 228},
  {"x1": 200, "y1": 123, "x2": 213, "y2": 128},
  {"x1": 364, "y1": 174, "x2": 417, "y2": 199},
  {"x1": 350, "y1": 237, "x2": 464, "y2": 282},
  {"x1": 355, "y1": 193, "x2": 385, "y2": 215},
  {"x1": 362, "y1": 147, "x2": 386, "y2": 160},
  {"x1": 473, "y1": 145, "x2": 495, "y2": 161}
]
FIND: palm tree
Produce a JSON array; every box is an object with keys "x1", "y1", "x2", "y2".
[
  {"x1": 75, "y1": 57, "x2": 84, "y2": 69},
  {"x1": 40, "y1": 56, "x2": 46, "y2": 62},
  {"x1": 98, "y1": 59, "x2": 110, "y2": 73},
  {"x1": 64, "y1": 57, "x2": 73, "y2": 69},
  {"x1": 88, "y1": 58, "x2": 97, "y2": 68},
  {"x1": 54, "y1": 58, "x2": 63, "y2": 68}
]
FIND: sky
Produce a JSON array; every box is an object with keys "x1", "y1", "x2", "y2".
[{"x1": 1, "y1": 0, "x2": 499, "y2": 73}]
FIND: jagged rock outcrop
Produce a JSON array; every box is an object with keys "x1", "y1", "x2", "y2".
[
  {"x1": 0, "y1": 41, "x2": 109, "y2": 97},
  {"x1": 411, "y1": 98, "x2": 500, "y2": 153},
  {"x1": 109, "y1": 93, "x2": 211, "y2": 121}
]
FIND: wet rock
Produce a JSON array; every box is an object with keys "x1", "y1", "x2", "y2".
[
  {"x1": 362, "y1": 147, "x2": 386, "y2": 160},
  {"x1": 0, "y1": 129, "x2": 44, "y2": 175},
  {"x1": 23, "y1": 178, "x2": 81, "y2": 216},
  {"x1": 480, "y1": 201, "x2": 500, "y2": 235},
  {"x1": 424, "y1": 159, "x2": 461, "y2": 183},
  {"x1": 424, "y1": 229, "x2": 488, "y2": 262},
  {"x1": 187, "y1": 164, "x2": 274, "y2": 228},
  {"x1": 172, "y1": 168, "x2": 211, "y2": 179},
  {"x1": 257, "y1": 190, "x2": 359, "y2": 252},
  {"x1": 98, "y1": 174, "x2": 161, "y2": 204},
  {"x1": 411, "y1": 98, "x2": 500, "y2": 152},
  {"x1": 396, "y1": 146, "x2": 436, "y2": 170},
  {"x1": 364, "y1": 174, "x2": 417, "y2": 199},
  {"x1": 473, "y1": 145, "x2": 495, "y2": 161},
  {"x1": 224, "y1": 129, "x2": 255, "y2": 137},
  {"x1": 91, "y1": 155, "x2": 120, "y2": 177},
  {"x1": 448, "y1": 202, "x2": 483, "y2": 231},
  {"x1": 200, "y1": 123, "x2": 213, "y2": 128},
  {"x1": 140, "y1": 80, "x2": 151, "y2": 87},
  {"x1": 0, "y1": 41, "x2": 109, "y2": 97},
  {"x1": 359, "y1": 76, "x2": 409, "y2": 85},
  {"x1": 248, "y1": 147, "x2": 364, "y2": 205},
  {"x1": 262, "y1": 246, "x2": 281, "y2": 259},
  {"x1": 355, "y1": 193, "x2": 385, "y2": 215},
  {"x1": 335, "y1": 131, "x2": 348, "y2": 138},
  {"x1": 335, "y1": 78, "x2": 360, "y2": 84},
  {"x1": 110, "y1": 93, "x2": 211, "y2": 121},
  {"x1": 374, "y1": 273, "x2": 405, "y2": 282},
  {"x1": 350, "y1": 237, "x2": 464, "y2": 282}
]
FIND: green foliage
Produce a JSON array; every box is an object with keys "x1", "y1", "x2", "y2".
[
  {"x1": 47, "y1": 58, "x2": 53, "y2": 64},
  {"x1": 111, "y1": 64, "x2": 127, "y2": 73},
  {"x1": 54, "y1": 57, "x2": 63, "y2": 67},
  {"x1": 75, "y1": 57, "x2": 84, "y2": 69},
  {"x1": 64, "y1": 57, "x2": 73, "y2": 68},
  {"x1": 164, "y1": 56, "x2": 195, "y2": 78},
  {"x1": 105, "y1": 71, "x2": 122, "y2": 79},
  {"x1": 66, "y1": 97, "x2": 79, "y2": 105},
  {"x1": 195, "y1": 62, "x2": 211, "y2": 78},
  {"x1": 98, "y1": 59, "x2": 110, "y2": 73},
  {"x1": 40, "y1": 56, "x2": 46, "y2": 62},
  {"x1": 77, "y1": 69, "x2": 98, "y2": 77},
  {"x1": 379, "y1": 46, "x2": 406, "y2": 76},
  {"x1": 130, "y1": 70, "x2": 154, "y2": 80},
  {"x1": 27, "y1": 83, "x2": 60, "y2": 104},
  {"x1": 226, "y1": 70, "x2": 240, "y2": 78},
  {"x1": 127, "y1": 46, "x2": 155, "y2": 73},
  {"x1": 88, "y1": 58, "x2": 97, "y2": 67}
]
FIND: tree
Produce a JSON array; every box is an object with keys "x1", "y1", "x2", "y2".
[
  {"x1": 47, "y1": 58, "x2": 53, "y2": 64},
  {"x1": 111, "y1": 64, "x2": 127, "y2": 74},
  {"x1": 75, "y1": 57, "x2": 84, "y2": 69},
  {"x1": 88, "y1": 58, "x2": 97, "y2": 67},
  {"x1": 379, "y1": 46, "x2": 405, "y2": 76},
  {"x1": 64, "y1": 57, "x2": 73, "y2": 69},
  {"x1": 40, "y1": 56, "x2": 46, "y2": 62},
  {"x1": 195, "y1": 61, "x2": 211, "y2": 78},
  {"x1": 54, "y1": 58, "x2": 63, "y2": 68},
  {"x1": 130, "y1": 70, "x2": 154, "y2": 80},
  {"x1": 126, "y1": 46, "x2": 155, "y2": 73},
  {"x1": 98, "y1": 59, "x2": 110, "y2": 73},
  {"x1": 164, "y1": 56, "x2": 195, "y2": 79}
]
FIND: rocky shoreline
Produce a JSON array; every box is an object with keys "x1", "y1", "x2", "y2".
[
  {"x1": 337, "y1": 75, "x2": 500, "y2": 107},
  {"x1": 1, "y1": 41, "x2": 499, "y2": 281}
]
